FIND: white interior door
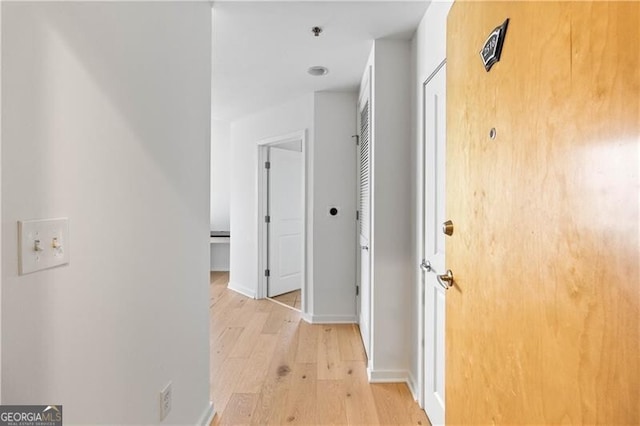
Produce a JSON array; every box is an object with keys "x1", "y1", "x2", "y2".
[
  {"x1": 422, "y1": 62, "x2": 446, "y2": 425},
  {"x1": 358, "y1": 96, "x2": 371, "y2": 358},
  {"x1": 267, "y1": 146, "x2": 303, "y2": 297}
]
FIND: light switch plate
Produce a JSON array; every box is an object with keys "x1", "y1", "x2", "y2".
[{"x1": 18, "y1": 218, "x2": 69, "y2": 275}]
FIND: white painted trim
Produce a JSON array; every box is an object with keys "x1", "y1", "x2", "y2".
[
  {"x1": 408, "y1": 371, "x2": 419, "y2": 402},
  {"x1": 227, "y1": 282, "x2": 256, "y2": 299},
  {"x1": 418, "y1": 58, "x2": 447, "y2": 411},
  {"x1": 257, "y1": 130, "x2": 305, "y2": 147},
  {"x1": 196, "y1": 402, "x2": 215, "y2": 426},
  {"x1": 357, "y1": 61, "x2": 373, "y2": 362},
  {"x1": 303, "y1": 314, "x2": 357, "y2": 324},
  {"x1": 358, "y1": 62, "x2": 372, "y2": 107},
  {"x1": 256, "y1": 130, "x2": 308, "y2": 315},
  {"x1": 416, "y1": 61, "x2": 426, "y2": 409},
  {"x1": 367, "y1": 369, "x2": 410, "y2": 384},
  {"x1": 257, "y1": 146, "x2": 269, "y2": 299}
]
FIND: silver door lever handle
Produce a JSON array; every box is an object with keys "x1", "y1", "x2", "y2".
[
  {"x1": 420, "y1": 260, "x2": 432, "y2": 272},
  {"x1": 437, "y1": 269, "x2": 454, "y2": 290}
]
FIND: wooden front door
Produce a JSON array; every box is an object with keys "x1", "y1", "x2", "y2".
[{"x1": 446, "y1": 2, "x2": 639, "y2": 424}]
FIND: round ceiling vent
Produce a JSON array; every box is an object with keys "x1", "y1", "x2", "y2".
[{"x1": 307, "y1": 66, "x2": 329, "y2": 77}]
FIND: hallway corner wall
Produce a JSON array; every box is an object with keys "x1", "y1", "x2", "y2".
[
  {"x1": 229, "y1": 95, "x2": 314, "y2": 299},
  {"x1": 363, "y1": 38, "x2": 413, "y2": 379},
  {"x1": 229, "y1": 91, "x2": 358, "y2": 321},
  {"x1": 1, "y1": 3, "x2": 212, "y2": 423},
  {"x1": 311, "y1": 91, "x2": 358, "y2": 322}
]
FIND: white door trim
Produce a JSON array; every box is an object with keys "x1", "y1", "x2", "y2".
[
  {"x1": 419, "y1": 58, "x2": 447, "y2": 421},
  {"x1": 357, "y1": 64, "x2": 373, "y2": 363},
  {"x1": 256, "y1": 130, "x2": 307, "y2": 313}
]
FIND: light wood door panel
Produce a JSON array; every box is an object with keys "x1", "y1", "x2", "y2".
[{"x1": 446, "y1": 2, "x2": 639, "y2": 424}]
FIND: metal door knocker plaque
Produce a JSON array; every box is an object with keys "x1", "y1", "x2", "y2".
[{"x1": 480, "y1": 19, "x2": 509, "y2": 72}]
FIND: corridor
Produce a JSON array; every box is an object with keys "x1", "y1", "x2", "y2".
[{"x1": 209, "y1": 272, "x2": 430, "y2": 425}]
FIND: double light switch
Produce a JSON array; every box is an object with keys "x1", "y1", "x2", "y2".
[{"x1": 18, "y1": 218, "x2": 70, "y2": 275}]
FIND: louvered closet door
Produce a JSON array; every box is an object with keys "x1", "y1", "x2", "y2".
[{"x1": 358, "y1": 95, "x2": 371, "y2": 358}]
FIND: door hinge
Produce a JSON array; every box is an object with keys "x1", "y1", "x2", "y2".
[
  {"x1": 265, "y1": 215, "x2": 271, "y2": 223},
  {"x1": 356, "y1": 285, "x2": 359, "y2": 296},
  {"x1": 265, "y1": 161, "x2": 271, "y2": 169},
  {"x1": 356, "y1": 210, "x2": 360, "y2": 221},
  {"x1": 265, "y1": 269, "x2": 270, "y2": 277}
]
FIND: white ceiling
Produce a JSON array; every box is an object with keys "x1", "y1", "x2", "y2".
[{"x1": 212, "y1": 1, "x2": 430, "y2": 122}]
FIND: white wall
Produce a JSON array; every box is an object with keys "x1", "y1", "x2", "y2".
[
  {"x1": 211, "y1": 119, "x2": 230, "y2": 231},
  {"x1": 311, "y1": 92, "x2": 357, "y2": 322},
  {"x1": 0, "y1": 0, "x2": 3, "y2": 403},
  {"x1": 409, "y1": 0, "x2": 453, "y2": 400},
  {"x1": 210, "y1": 242, "x2": 230, "y2": 272},
  {"x1": 210, "y1": 119, "x2": 230, "y2": 271},
  {"x1": 364, "y1": 39, "x2": 413, "y2": 380},
  {"x1": 229, "y1": 94, "x2": 314, "y2": 298},
  {"x1": 1, "y1": 3, "x2": 212, "y2": 423},
  {"x1": 228, "y1": 91, "x2": 357, "y2": 321}
]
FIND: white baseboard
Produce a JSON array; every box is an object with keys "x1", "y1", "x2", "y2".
[
  {"x1": 367, "y1": 368, "x2": 409, "y2": 383},
  {"x1": 408, "y1": 371, "x2": 419, "y2": 402},
  {"x1": 227, "y1": 281, "x2": 256, "y2": 299},
  {"x1": 210, "y1": 267, "x2": 230, "y2": 272},
  {"x1": 196, "y1": 401, "x2": 215, "y2": 426},
  {"x1": 302, "y1": 314, "x2": 357, "y2": 324}
]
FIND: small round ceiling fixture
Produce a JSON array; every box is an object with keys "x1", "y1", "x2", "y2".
[
  {"x1": 308, "y1": 66, "x2": 329, "y2": 77},
  {"x1": 311, "y1": 26, "x2": 323, "y2": 37}
]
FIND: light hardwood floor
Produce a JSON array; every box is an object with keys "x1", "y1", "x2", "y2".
[
  {"x1": 270, "y1": 289, "x2": 301, "y2": 310},
  {"x1": 209, "y1": 272, "x2": 431, "y2": 426}
]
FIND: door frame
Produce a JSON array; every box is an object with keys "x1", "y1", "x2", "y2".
[
  {"x1": 418, "y1": 59, "x2": 447, "y2": 412},
  {"x1": 256, "y1": 130, "x2": 307, "y2": 312},
  {"x1": 356, "y1": 65, "x2": 372, "y2": 359}
]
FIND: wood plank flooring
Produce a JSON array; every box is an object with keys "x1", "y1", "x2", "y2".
[
  {"x1": 270, "y1": 289, "x2": 302, "y2": 310},
  {"x1": 210, "y1": 272, "x2": 430, "y2": 426}
]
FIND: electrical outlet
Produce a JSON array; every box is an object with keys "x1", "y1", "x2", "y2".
[{"x1": 160, "y1": 382, "x2": 172, "y2": 421}]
